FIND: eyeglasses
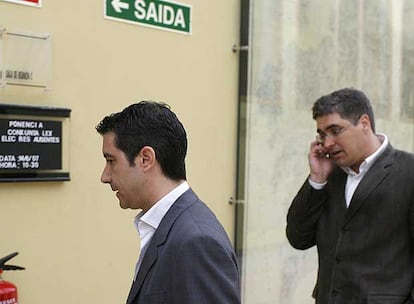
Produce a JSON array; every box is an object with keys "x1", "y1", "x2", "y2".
[{"x1": 316, "y1": 123, "x2": 352, "y2": 143}]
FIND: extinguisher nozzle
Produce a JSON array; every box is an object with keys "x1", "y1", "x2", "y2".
[{"x1": 0, "y1": 252, "x2": 25, "y2": 271}]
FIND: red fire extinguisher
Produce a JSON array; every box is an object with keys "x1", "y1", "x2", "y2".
[{"x1": 0, "y1": 252, "x2": 25, "y2": 304}]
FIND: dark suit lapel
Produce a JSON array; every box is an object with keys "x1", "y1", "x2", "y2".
[
  {"x1": 344, "y1": 144, "x2": 395, "y2": 225},
  {"x1": 126, "y1": 189, "x2": 198, "y2": 304},
  {"x1": 126, "y1": 243, "x2": 158, "y2": 304}
]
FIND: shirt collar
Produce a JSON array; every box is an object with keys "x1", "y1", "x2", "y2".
[
  {"x1": 343, "y1": 133, "x2": 388, "y2": 176},
  {"x1": 134, "y1": 181, "x2": 189, "y2": 231}
]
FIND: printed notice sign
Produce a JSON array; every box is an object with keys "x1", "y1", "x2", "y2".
[
  {"x1": 0, "y1": 118, "x2": 62, "y2": 170},
  {"x1": 0, "y1": 103, "x2": 70, "y2": 182}
]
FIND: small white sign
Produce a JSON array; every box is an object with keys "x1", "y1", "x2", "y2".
[{"x1": 0, "y1": 30, "x2": 52, "y2": 88}]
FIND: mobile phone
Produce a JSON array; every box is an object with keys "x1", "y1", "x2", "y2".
[{"x1": 315, "y1": 137, "x2": 330, "y2": 159}]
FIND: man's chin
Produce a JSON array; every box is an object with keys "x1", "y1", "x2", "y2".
[
  {"x1": 331, "y1": 153, "x2": 347, "y2": 166},
  {"x1": 119, "y1": 200, "x2": 129, "y2": 209}
]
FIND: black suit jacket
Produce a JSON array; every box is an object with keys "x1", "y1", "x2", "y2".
[
  {"x1": 287, "y1": 144, "x2": 414, "y2": 304},
  {"x1": 127, "y1": 188, "x2": 240, "y2": 304}
]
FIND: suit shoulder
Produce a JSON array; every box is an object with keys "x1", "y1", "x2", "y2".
[
  {"x1": 391, "y1": 149, "x2": 414, "y2": 169},
  {"x1": 184, "y1": 200, "x2": 226, "y2": 231},
  {"x1": 172, "y1": 199, "x2": 232, "y2": 244},
  {"x1": 394, "y1": 148, "x2": 414, "y2": 160}
]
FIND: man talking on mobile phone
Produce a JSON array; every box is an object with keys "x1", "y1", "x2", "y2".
[{"x1": 286, "y1": 88, "x2": 414, "y2": 304}]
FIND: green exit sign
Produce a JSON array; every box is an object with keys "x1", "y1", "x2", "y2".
[{"x1": 105, "y1": 0, "x2": 192, "y2": 35}]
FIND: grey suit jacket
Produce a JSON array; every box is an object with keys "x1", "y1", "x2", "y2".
[
  {"x1": 127, "y1": 188, "x2": 240, "y2": 304},
  {"x1": 287, "y1": 144, "x2": 414, "y2": 304}
]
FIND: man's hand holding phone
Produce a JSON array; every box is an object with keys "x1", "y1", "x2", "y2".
[{"x1": 308, "y1": 138, "x2": 334, "y2": 184}]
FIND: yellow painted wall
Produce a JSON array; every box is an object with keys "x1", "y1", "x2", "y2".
[{"x1": 0, "y1": 1, "x2": 240, "y2": 303}]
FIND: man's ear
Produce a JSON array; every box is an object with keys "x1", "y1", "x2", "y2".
[
  {"x1": 137, "y1": 146, "x2": 156, "y2": 171},
  {"x1": 359, "y1": 114, "x2": 371, "y2": 131}
]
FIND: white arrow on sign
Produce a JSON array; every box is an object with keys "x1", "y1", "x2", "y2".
[{"x1": 111, "y1": 0, "x2": 129, "y2": 13}]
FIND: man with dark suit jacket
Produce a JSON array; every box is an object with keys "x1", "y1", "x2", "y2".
[
  {"x1": 96, "y1": 101, "x2": 240, "y2": 304},
  {"x1": 286, "y1": 88, "x2": 414, "y2": 304}
]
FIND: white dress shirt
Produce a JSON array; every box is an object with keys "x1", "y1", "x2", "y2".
[
  {"x1": 133, "y1": 181, "x2": 189, "y2": 279},
  {"x1": 309, "y1": 134, "x2": 388, "y2": 207}
]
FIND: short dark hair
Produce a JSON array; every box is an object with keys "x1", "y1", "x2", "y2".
[
  {"x1": 312, "y1": 88, "x2": 376, "y2": 133},
  {"x1": 96, "y1": 101, "x2": 187, "y2": 180}
]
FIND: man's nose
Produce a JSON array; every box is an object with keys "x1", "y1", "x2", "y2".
[
  {"x1": 323, "y1": 136, "x2": 335, "y2": 148},
  {"x1": 100, "y1": 166, "x2": 110, "y2": 184}
]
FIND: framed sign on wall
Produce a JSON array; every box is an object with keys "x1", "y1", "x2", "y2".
[{"x1": 0, "y1": 104, "x2": 71, "y2": 182}]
